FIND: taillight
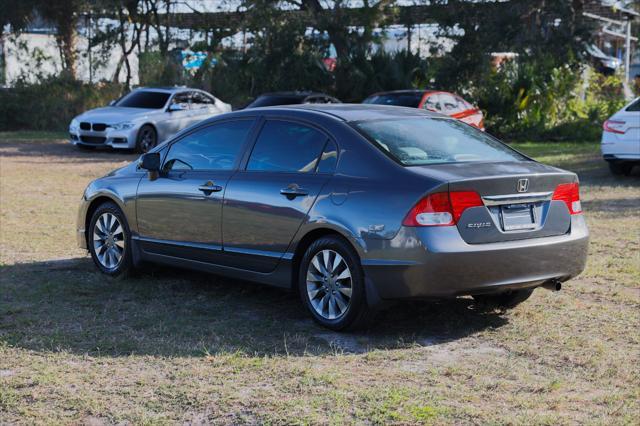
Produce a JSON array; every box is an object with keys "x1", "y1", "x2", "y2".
[
  {"x1": 403, "y1": 191, "x2": 483, "y2": 227},
  {"x1": 552, "y1": 182, "x2": 582, "y2": 215},
  {"x1": 603, "y1": 120, "x2": 626, "y2": 134}
]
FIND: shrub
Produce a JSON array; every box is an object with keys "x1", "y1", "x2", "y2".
[
  {"x1": 0, "y1": 76, "x2": 123, "y2": 131},
  {"x1": 471, "y1": 58, "x2": 626, "y2": 141}
]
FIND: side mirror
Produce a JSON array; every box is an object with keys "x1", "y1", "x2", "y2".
[
  {"x1": 139, "y1": 152, "x2": 160, "y2": 172},
  {"x1": 108, "y1": 100, "x2": 116, "y2": 106},
  {"x1": 167, "y1": 103, "x2": 183, "y2": 112}
]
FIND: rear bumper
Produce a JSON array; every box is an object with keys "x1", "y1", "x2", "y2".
[{"x1": 362, "y1": 215, "x2": 589, "y2": 300}]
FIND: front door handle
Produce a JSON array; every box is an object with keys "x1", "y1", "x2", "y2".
[
  {"x1": 198, "y1": 181, "x2": 223, "y2": 195},
  {"x1": 280, "y1": 184, "x2": 309, "y2": 198}
]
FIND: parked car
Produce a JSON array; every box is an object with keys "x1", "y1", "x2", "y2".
[
  {"x1": 363, "y1": 90, "x2": 485, "y2": 130},
  {"x1": 77, "y1": 104, "x2": 589, "y2": 330},
  {"x1": 244, "y1": 91, "x2": 341, "y2": 108},
  {"x1": 602, "y1": 97, "x2": 640, "y2": 175},
  {"x1": 69, "y1": 87, "x2": 231, "y2": 153},
  {"x1": 585, "y1": 44, "x2": 621, "y2": 75}
]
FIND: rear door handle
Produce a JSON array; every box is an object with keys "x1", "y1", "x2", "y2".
[
  {"x1": 198, "y1": 181, "x2": 223, "y2": 195},
  {"x1": 280, "y1": 185, "x2": 309, "y2": 198}
]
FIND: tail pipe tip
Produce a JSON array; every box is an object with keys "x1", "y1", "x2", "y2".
[{"x1": 542, "y1": 280, "x2": 562, "y2": 292}]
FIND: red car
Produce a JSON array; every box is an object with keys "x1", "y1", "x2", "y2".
[{"x1": 363, "y1": 90, "x2": 485, "y2": 130}]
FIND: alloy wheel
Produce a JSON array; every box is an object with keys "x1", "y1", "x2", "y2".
[
  {"x1": 93, "y1": 212, "x2": 126, "y2": 269},
  {"x1": 139, "y1": 128, "x2": 156, "y2": 152},
  {"x1": 306, "y1": 249, "x2": 353, "y2": 320}
]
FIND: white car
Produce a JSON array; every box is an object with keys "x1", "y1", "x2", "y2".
[
  {"x1": 602, "y1": 97, "x2": 640, "y2": 175},
  {"x1": 69, "y1": 87, "x2": 231, "y2": 153}
]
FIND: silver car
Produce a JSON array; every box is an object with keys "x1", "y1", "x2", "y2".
[{"x1": 69, "y1": 87, "x2": 231, "y2": 152}]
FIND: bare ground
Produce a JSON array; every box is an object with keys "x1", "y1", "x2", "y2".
[{"x1": 0, "y1": 137, "x2": 638, "y2": 424}]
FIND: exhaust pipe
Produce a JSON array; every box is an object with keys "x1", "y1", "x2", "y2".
[{"x1": 542, "y1": 280, "x2": 562, "y2": 292}]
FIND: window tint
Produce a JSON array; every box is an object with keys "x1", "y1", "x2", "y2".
[
  {"x1": 116, "y1": 91, "x2": 170, "y2": 109},
  {"x1": 355, "y1": 118, "x2": 527, "y2": 166},
  {"x1": 626, "y1": 98, "x2": 640, "y2": 111},
  {"x1": 363, "y1": 93, "x2": 423, "y2": 108},
  {"x1": 247, "y1": 121, "x2": 326, "y2": 173},
  {"x1": 317, "y1": 140, "x2": 338, "y2": 173},
  {"x1": 164, "y1": 120, "x2": 253, "y2": 171},
  {"x1": 246, "y1": 95, "x2": 304, "y2": 108}
]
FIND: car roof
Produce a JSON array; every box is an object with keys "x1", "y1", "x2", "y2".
[
  {"x1": 367, "y1": 89, "x2": 433, "y2": 97},
  {"x1": 257, "y1": 91, "x2": 331, "y2": 98},
  {"x1": 230, "y1": 103, "x2": 445, "y2": 122},
  {"x1": 134, "y1": 86, "x2": 197, "y2": 93}
]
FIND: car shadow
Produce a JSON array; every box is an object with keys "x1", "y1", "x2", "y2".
[
  {"x1": 0, "y1": 257, "x2": 508, "y2": 358},
  {"x1": 0, "y1": 138, "x2": 139, "y2": 163}
]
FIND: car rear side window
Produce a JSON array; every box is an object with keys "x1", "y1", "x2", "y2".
[
  {"x1": 247, "y1": 121, "x2": 327, "y2": 173},
  {"x1": 164, "y1": 120, "x2": 254, "y2": 171},
  {"x1": 354, "y1": 117, "x2": 527, "y2": 166}
]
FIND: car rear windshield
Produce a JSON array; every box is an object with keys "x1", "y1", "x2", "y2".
[
  {"x1": 247, "y1": 95, "x2": 304, "y2": 108},
  {"x1": 363, "y1": 93, "x2": 423, "y2": 108},
  {"x1": 354, "y1": 118, "x2": 528, "y2": 166},
  {"x1": 116, "y1": 91, "x2": 171, "y2": 109},
  {"x1": 626, "y1": 98, "x2": 640, "y2": 111}
]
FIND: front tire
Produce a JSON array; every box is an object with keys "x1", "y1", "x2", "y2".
[
  {"x1": 88, "y1": 202, "x2": 134, "y2": 277},
  {"x1": 135, "y1": 125, "x2": 157, "y2": 153},
  {"x1": 473, "y1": 288, "x2": 534, "y2": 309},
  {"x1": 298, "y1": 236, "x2": 372, "y2": 331}
]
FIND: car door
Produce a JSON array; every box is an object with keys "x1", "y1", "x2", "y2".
[
  {"x1": 135, "y1": 119, "x2": 256, "y2": 262},
  {"x1": 222, "y1": 119, "x2": 335, "y2": 273}
]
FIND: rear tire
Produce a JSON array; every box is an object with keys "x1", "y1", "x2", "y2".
[
  {"x1": 298, "y1": 236, "x2": 373, "y2": 331},
  {"x1": 135, "y1": 125, "x2": 157, "y2": 153},
  {"x1": 473, "y1": 288, "x2": 534, "y2": 309},
  {"x1": 88, "y1": 201, "x2": 135, "y2": 277},
  {"x1": 608, "y1": 161, "x2": 633, "y2": 176}
]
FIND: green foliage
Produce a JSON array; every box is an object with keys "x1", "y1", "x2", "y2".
[
  {"x1": 472, "y1": 59, "x2": 626, "y2": 141},
  {"x1": 0, "y1": 76, "x2": 123, "y2": 131},
  {"x1": 335, "y1": 49, "x2": 431, "y2": 102}
]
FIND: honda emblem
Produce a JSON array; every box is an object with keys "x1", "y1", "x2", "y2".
[{"x1": 517, "y1": 178, "x2": 529, "y2": 193}]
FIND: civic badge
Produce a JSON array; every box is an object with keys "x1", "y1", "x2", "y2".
[{"x1": 517, "y1": 178, "x2": 529, "y2": 193}]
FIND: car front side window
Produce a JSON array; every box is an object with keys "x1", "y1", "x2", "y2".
[{"x1": 163, "y1": 120, "x2": 254, "y2": 172}]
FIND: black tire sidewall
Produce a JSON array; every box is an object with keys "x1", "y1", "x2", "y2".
[
  {"x1": 88, "y1": 202, "x2": 133, "y2": 276},
  {"x1": 298, "y1": 236, "x2": 367, "y2": 331},
  {"x1": 136, "y1": 125, "x2": 157, "y2": 153}
]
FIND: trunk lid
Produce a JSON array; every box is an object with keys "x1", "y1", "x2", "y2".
[{"x1": 409, "y1": 161, "x2": 577, "y2": 244}]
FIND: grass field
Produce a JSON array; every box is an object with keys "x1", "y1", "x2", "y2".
[{"x1": 1, "y1": 135, "x2": 639, "y2": 424}]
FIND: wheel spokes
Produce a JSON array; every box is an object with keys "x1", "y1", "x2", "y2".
[
  {"x1": 93, "y1": 212, "x2": 125, "y2": 270},
  {"x1": 306, "y1": 249, "x2": 353, "y2": 321}
]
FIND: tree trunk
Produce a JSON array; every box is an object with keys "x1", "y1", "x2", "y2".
[{"x1": 56, "y1": 16, "x2": 77, "y2": 79}]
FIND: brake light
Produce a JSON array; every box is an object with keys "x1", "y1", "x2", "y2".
[
  {"x1": 403, "y1": 191, "x2": 483, "y2": 226},
  {"x1": 603, "y1": 120, "x2": 626, "y2": 134},
  {"x1": 552, "y1": 182, "x2": 582, "y2": 215}
]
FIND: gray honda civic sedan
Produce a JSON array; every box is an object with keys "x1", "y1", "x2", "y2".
[{"x1": 76, "y1": 104, "x2": 589, "y2": 330}]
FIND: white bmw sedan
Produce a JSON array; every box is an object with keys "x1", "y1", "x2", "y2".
[
  {"x1": 69, "y1": 87, "x2": 231, "y2": 153},
  {"x1": 602, "y1": 97, "x2": 640, "y2": 175}
]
